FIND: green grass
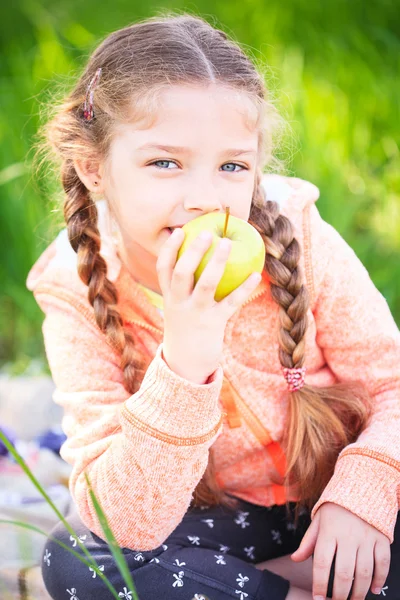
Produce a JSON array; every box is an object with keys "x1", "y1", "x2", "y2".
[
  {"x1": 0, "y1": 428, "x2": 141, "y2": 600},
  {"x1": 1, "y1": 0, "x2": 399, "y2": 370}
]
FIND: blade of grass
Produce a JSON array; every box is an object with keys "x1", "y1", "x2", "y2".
[
  {"x1": 0, "y1": 430, "x2": 98, "y2": 560},
  {"x1": 0, "y1": 519, "x2": 121, "y2": 598},
  {"x1": 0, "y1": 162, "x2": 28, "y2": 186},
  {"x1": 0, "y1": 430, "x2": 140, "y2": 600},
  {"x1": 84, "y1": 472, "x2": 140, "y2": 600},
  {"x1": 0, "y1": 519, "x2": 104, "y2": 570}
]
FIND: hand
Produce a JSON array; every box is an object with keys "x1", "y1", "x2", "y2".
[
  {"x1": 157, "y1": 228, "x2": 261, "y2": 384},
  {"x1": 290, "y1": 502, "x2": 391, "y2": 600}
]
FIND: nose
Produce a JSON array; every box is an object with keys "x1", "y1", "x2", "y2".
[{"x1": 183, "y1": 182, "x2": 225, "y2": 216}]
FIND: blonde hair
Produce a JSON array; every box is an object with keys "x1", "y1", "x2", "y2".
[{"x1": 35, "y1": 12, "x2": 373, "y2": 527}]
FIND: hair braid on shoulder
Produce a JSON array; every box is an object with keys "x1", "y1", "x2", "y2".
[
  {"x1": 248, "y1": 171, "x2": 374, "y2": 526},
  {"x1": 250, "y1": 168, "x2": 308, "y2": 369},
  {"x1": 249, "y1": 188, "x2": 309, "y2": 370},
  {"x1": 62, "y1": 160, "x2": 145, "y2": 394}
]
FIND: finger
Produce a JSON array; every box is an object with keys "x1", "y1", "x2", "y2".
[
  {"x1": 291, "y1": 516, "x2": 319, "y2": 562},
  {"x1": 312, "y1": 537, "x2": 336, "y2": 600},
  {"x1": 370, "y1": 541, "x2": 391, "y2": 596},
  {"x1": 191, "y1": 237, "x2": 233, "y2": 306},
  {"x1": 170, "y1": 230, "x2": 214, "y2": 301},
  {"x1": 156, "y1": 228, "x2": 185, "y2": 295},
  {"x1": 217, "y1": 270, "x2": 262, "y2": 315},
  {"x1": 331, "y1": 544, "x2": 357, "y2": 600},
  {"x1": 349, "y1": 544, "x2": 374, "y2": 600}
]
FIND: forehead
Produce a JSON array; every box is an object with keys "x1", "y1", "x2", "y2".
[
  {"x1": 113, "y1": 84, "x2": 260, "y2": 148},
  {"x1": 156, "y1": 84, "x2": 258, "y2": 126}
]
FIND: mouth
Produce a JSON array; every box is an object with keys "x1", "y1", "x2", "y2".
[{"x1": 166, "y1": 226, "x2": 185, "y2": 234}]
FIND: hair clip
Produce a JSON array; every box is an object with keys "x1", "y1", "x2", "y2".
[{"x1": 83, "y1": 67, "x2": 102, "y2": 121}]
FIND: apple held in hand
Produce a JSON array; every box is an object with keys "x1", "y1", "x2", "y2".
[{"x1": 177, "y1": 207, "x2": 266, "y2": 301}]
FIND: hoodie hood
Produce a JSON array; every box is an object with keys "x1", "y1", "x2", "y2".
[{"x1": 26, "y1": 173, "x2": 320, "y2": 298}]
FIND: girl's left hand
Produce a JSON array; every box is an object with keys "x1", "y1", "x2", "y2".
[{"x1": 290, "y1": 502, "x2": 391, "y2": 600}]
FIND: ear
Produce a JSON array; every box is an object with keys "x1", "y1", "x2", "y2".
[{"x1": 73, "y1": 157, "x2": 105, "y2": 194}]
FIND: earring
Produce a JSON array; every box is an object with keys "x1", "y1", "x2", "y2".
[{"x1": 93, "y1": 180, "x2": 98, "y2": 186}]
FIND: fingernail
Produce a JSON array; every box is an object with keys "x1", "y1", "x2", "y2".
[
  {"x1": 372, "y1": 588, "x2": 381, "y2": 595},
  {"x1": 313, "y1": 596, "x2": 325, "y2": 600},
  {"x1": 219, "y1": 238, "x2": 231, "y2": 250}
]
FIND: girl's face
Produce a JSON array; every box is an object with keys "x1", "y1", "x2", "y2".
[{"x1": 101, "y1": 84, "x2": 260, "y2": 293}]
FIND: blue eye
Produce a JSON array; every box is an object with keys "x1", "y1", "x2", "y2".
[
  {"x1": 221, "y1": 163, "x2": 246, "y2": 172},
  {"x1": 149, "y1": 160, "x2": 247, "y2": 172},
  {"x1": 150, "y1": 160, "x2": 178, "y2": 169}
]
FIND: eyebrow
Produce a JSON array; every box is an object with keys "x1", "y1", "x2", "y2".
[{"x1": 137, "y1": 143, "x2": 257, "y2": 157}]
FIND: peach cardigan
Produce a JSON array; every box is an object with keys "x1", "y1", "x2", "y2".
[{"x1": 26, "y1": 174, "x2": 400, "y2": 550}]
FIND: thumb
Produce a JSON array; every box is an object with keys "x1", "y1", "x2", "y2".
[{"x1": 291, "y1": 511, "x2": 320, "y2": 562}]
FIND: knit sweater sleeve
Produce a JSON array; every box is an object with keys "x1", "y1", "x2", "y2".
[
  {"x1": 37, "y1": 293, "x2": 224, "y2": 551},
  {"x1": 308, "y1": 204, "x2": 400, "y2": 543}
]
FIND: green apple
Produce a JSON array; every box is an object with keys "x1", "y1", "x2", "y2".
[{"x1": 176, "y1": 209, "x2": 266, "y2": 301}]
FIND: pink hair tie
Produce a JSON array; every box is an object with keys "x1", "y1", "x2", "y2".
[
  {"x1": 282, "y1": 366, "x2": 306, "y2": 392},
  {"x1": 83, "y1": 67, "x2": 102, "y2": 121}
]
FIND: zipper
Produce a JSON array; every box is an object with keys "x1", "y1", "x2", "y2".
[
  {"x1": 224, "y1": 377, "x2": 286, "y2": 476},
  {"x1": 224, "y1": 377, "x2": 271, "y2": 443},
  {"x1": 240, "y1": 274, "x2": 268, "y2": 307},
  {"x1": 225, "y1": 376, "x2": 288, "y2": 505}
]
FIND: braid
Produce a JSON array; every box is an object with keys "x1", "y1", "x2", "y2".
[
  {"x1": 248, "y1": 172, "x2": 373, "y2": 525},
  {"x1": 249, "y1": 195, "x2": 309, "y2": 370},
  {"x1": 62, "y1": 160, "x2": 145, "y2": 394},
  {"x1": 250, "y1": 168, "x2": 309, "y2": 372}
]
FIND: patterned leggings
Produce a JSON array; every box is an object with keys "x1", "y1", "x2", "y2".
[{"x1": 41, "y1": 497, "x2": 400, "y2": 600}]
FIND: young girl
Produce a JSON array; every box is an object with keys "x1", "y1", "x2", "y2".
[{"x1": 27, "y1": 13, "x2": 400, "y2": 600}]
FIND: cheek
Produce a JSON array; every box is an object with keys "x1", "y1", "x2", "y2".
[
  {"x1": 227, "y1": 180, "x2": 254, "y2": 215},
  {"x1": 230, "y1": 197, "x2": 253, "y2": 222},
  {"x1": 117, "y1": 204, "x2": 171, "y2": 243}
]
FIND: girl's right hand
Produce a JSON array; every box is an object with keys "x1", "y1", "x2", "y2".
[{"x1": 156, "y1": 227, "x2": 262, "y2": 384}]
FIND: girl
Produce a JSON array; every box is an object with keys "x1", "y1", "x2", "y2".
[{"x1": 27, "y1": 12, "x2": 400, "y2": 600}]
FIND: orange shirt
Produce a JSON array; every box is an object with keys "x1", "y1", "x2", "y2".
[{"x1": 26, "y1": 174, "x2": 400, "y2": 549}]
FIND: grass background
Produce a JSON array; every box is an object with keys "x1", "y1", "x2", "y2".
[{"x1": 1, "y1": 0, "x2": 399, "y2": 374}]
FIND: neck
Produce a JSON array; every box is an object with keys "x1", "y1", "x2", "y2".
[{"x1": 116, "y1": 241, "x2": 163, "y2": 296}]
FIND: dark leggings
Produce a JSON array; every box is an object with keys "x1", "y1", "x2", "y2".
[{"x1": 41, "y1": 497, "x2": 400, "y2": 600}]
